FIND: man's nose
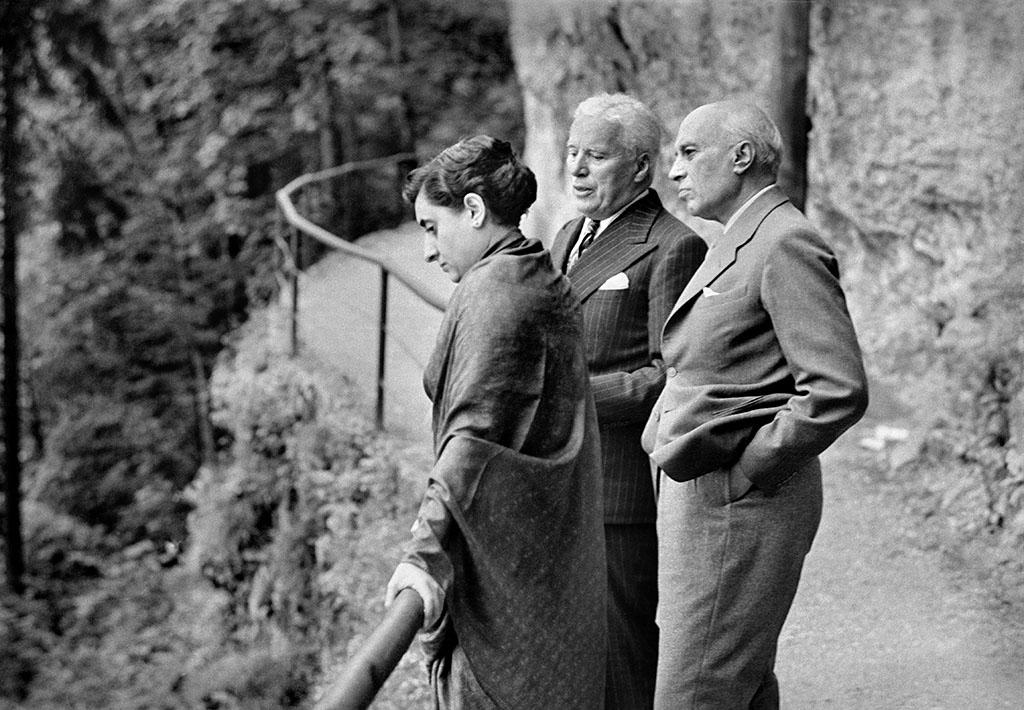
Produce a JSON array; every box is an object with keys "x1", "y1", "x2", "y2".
[
  {"x1": 568, "y1": 153, "x2": 587, "y2": 176},
  {"x1": 668, "y1": 156, "x2": 685, "y2": 181}
]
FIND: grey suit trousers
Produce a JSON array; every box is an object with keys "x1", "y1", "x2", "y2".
[{"x1": 654, "y1": 458, "x2": 823, "y2": 710}]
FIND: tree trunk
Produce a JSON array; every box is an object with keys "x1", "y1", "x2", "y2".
[
  {"x1": 386, "y1": 0, "x2": 415, "y2": 155},
  {"x1": 1, "y1": 0, "x2": 30, "y2": 594},
  {"x1": 165, "y1": 207, "x2": 217, "y2": 467},
  {"x1": 319, "y1": 58, "x2": 338, "y2": 172},
  {"x1": 770, "y1": 0, "x2": 811, "y2": 210}
]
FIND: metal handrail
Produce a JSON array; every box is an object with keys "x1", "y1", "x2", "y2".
[
  {"x1": 276, "y1": 154, "x2": 446, "y2": 311},
  {"x1": 314, "y1": 588, "x2": 425, "y2": 710},
  {"x1": 275, "y1": 153, "x2": 446, "y2": 430},
  {"x1": 277, "y1": 156, "x2": 438, "y2": 705}
]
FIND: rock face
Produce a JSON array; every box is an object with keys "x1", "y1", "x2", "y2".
[
  {"x1": 509, "y1": 0, "x2": 1024, "y2": 424},
  {"x1": 510, "y1": 0, "x2": 775, "y2": 242},
  {"x1": 807, "y1": 0, "x2": 1024, "y2": 418}
]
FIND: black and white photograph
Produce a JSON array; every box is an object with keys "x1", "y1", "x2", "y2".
[{"x1": 2, "y1": 1, "x2": 1023, "y2": 708}]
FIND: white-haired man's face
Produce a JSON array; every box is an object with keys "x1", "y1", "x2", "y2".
[
  {"x1": 668, "y1": 106, "x2": 744, "y2": 224},
  {"x1": 566, "y1": 114, "x2": 648, "y2": 221}
]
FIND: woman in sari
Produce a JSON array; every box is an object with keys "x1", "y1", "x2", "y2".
[{"x1": 384, "y1": 135, "x2": 606, "y2": 709}]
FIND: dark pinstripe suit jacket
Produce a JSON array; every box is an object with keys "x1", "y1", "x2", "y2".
[{"x1": 551, "y1": 189, "x2": 706, "y2": 523}]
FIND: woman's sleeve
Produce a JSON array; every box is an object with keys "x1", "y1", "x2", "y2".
[{"x1": 400, "y1": 483, "x2": 454, "y2": 592}]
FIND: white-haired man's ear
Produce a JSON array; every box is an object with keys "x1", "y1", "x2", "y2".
[{"x1": 732, "y1": 141, "x2": 755, "y2": 175}]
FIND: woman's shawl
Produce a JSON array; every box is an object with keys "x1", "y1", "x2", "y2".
[{"x1": 422, "y1": 230, "x2": 606, "y2": 710}]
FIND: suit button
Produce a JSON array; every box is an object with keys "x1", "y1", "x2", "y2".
[{"x1": 667, "y1": 367, "x2": 677, "y2": 378}]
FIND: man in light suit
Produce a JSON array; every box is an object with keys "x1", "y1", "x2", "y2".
[
  {"x1": 642, "y1": 100, "x2": 869, "y2": 709},
  {"x1": 551, "y1": 93, "x2": 706, "y2": 710}
]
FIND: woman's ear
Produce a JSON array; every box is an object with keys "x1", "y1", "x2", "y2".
[{"x1": 464, "y1": 193, "x2": 487, "y2": 228}]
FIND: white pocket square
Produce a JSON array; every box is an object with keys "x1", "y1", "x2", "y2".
[
  {"x1": 701, "y1": 286, "x2": 720, "y2": 298},
  {"x1": 599, "y1": 272, "x2": 630, "y2": 290}
]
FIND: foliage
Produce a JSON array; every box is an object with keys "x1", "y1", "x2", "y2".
[
  {"x1": 5, "y1": 0, "x2": 517, "y2": 703},
  {"x1": 4, "y1": 311, "x2": 429, "y2": 707},
  {"x1": 176, "y1": 313, "x2": 426, "y2": 707},
  {"x1": 16, "y1": 0, "x2": 520, "y2": 549}
]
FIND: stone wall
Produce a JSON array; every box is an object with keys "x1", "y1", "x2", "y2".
[{"x1": 807, "y1": 0, "x2": 1024, "y2": 414}]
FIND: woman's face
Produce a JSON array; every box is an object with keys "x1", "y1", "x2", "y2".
[{"x1": 414, "y1": 189, "x2": 488, "y2": 283}]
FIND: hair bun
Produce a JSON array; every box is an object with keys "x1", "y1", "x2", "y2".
[
  {"x1": 490, "y1": 137, "x2": 513, "y2": 159},
  {"x1": 404, "y1": 134, "x2": 536, "y2": 227}
]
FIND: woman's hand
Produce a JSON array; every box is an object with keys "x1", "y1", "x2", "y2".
[{"x1": 385, "y1": 562, "x2": 445, "y2": 630}]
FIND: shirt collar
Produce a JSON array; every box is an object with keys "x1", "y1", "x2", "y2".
[{"x1": 723, "y1": 183, "x2": 776, "y2": 235}]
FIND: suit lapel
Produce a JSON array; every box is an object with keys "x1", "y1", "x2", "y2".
[
  {"x1": 667, "y1": 186, "x2": 790, "y2": 322},
  {"x1": 568, "y1": 190, "x2": 660, "y2": 302},
  {"x1": 550, "y1": 216, "x2": 585, "y2": 272}
]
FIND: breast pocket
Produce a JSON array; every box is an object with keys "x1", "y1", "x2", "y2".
[
  {"x1": 697, "y1": 284, "x2": 748, "y2": 308},
  {"x1": 686, "y1": 284, "x2": 767, "y2": 371},
  {"x1": 582, "y1": 287, "x2": 646, "y2": 358}
]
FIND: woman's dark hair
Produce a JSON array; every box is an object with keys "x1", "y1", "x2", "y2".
[{"x1": 402, "y1": 135, "x2": 537, "y2": 227}]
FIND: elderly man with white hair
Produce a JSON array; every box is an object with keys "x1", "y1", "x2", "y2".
[
  {"x1": 551, "y1": 92, "x2": 706, "y2": 710},
  {"x1": 643, "y1": 100, "x2": 869, "y2": 709}
]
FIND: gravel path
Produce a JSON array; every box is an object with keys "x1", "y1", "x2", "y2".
[
  {"x1": 297, "y1": 222, "x2": 452, "y2": 442},
  {"x1": 778, "y1": 420, "x2": 1024, "y2": 707},
  {"x1": 302, "y1": 223, "x2": 1024, "y2": 708}
]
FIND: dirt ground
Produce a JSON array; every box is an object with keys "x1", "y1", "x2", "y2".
[
  {"x1": 776, "y1": 416, "x2": 1024, "y2": 708},
  {"x1": 303, "y1": 225, "x2": 1024, "y2": 708}
]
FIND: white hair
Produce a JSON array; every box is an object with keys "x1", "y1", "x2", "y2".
[
  {"x1": 573, "y1": 93, "x2": 662, "y2": 161},
  {"x1": 711, "y1": 101, "x2": 784, "y2": 179}
]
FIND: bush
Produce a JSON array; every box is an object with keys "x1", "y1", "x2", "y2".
[
  {"x1": 5, "y1": 310, "x2": 428, "y2": 707},
  {"x1": 177, "y1": 312, "x2": 424, "y2": 705}
]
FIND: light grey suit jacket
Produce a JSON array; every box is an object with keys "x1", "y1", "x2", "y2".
[{"x1": 642, "y1": 186, "x2": 868, "y2": 494}]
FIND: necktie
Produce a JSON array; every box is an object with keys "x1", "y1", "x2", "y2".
[{"x1": 568, "y1": 219, "x2": 600, "y2": 270}]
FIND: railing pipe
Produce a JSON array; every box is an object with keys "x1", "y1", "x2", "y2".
[
  {"x1": 315, "y1": 587, "x2": 425, "y2": 710},
  {"x1": 275, "y1": 155, "x2": 444, "y2": 311},
  {"x1": 276, "y1": 154, "x2": 445, "y2": 705},
  {"x1": 376, "y1": 267, "x2": 389, "y2": 431},
  {"x1": 276, "y1": 153, "x2": 448, "y2": 431}
]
